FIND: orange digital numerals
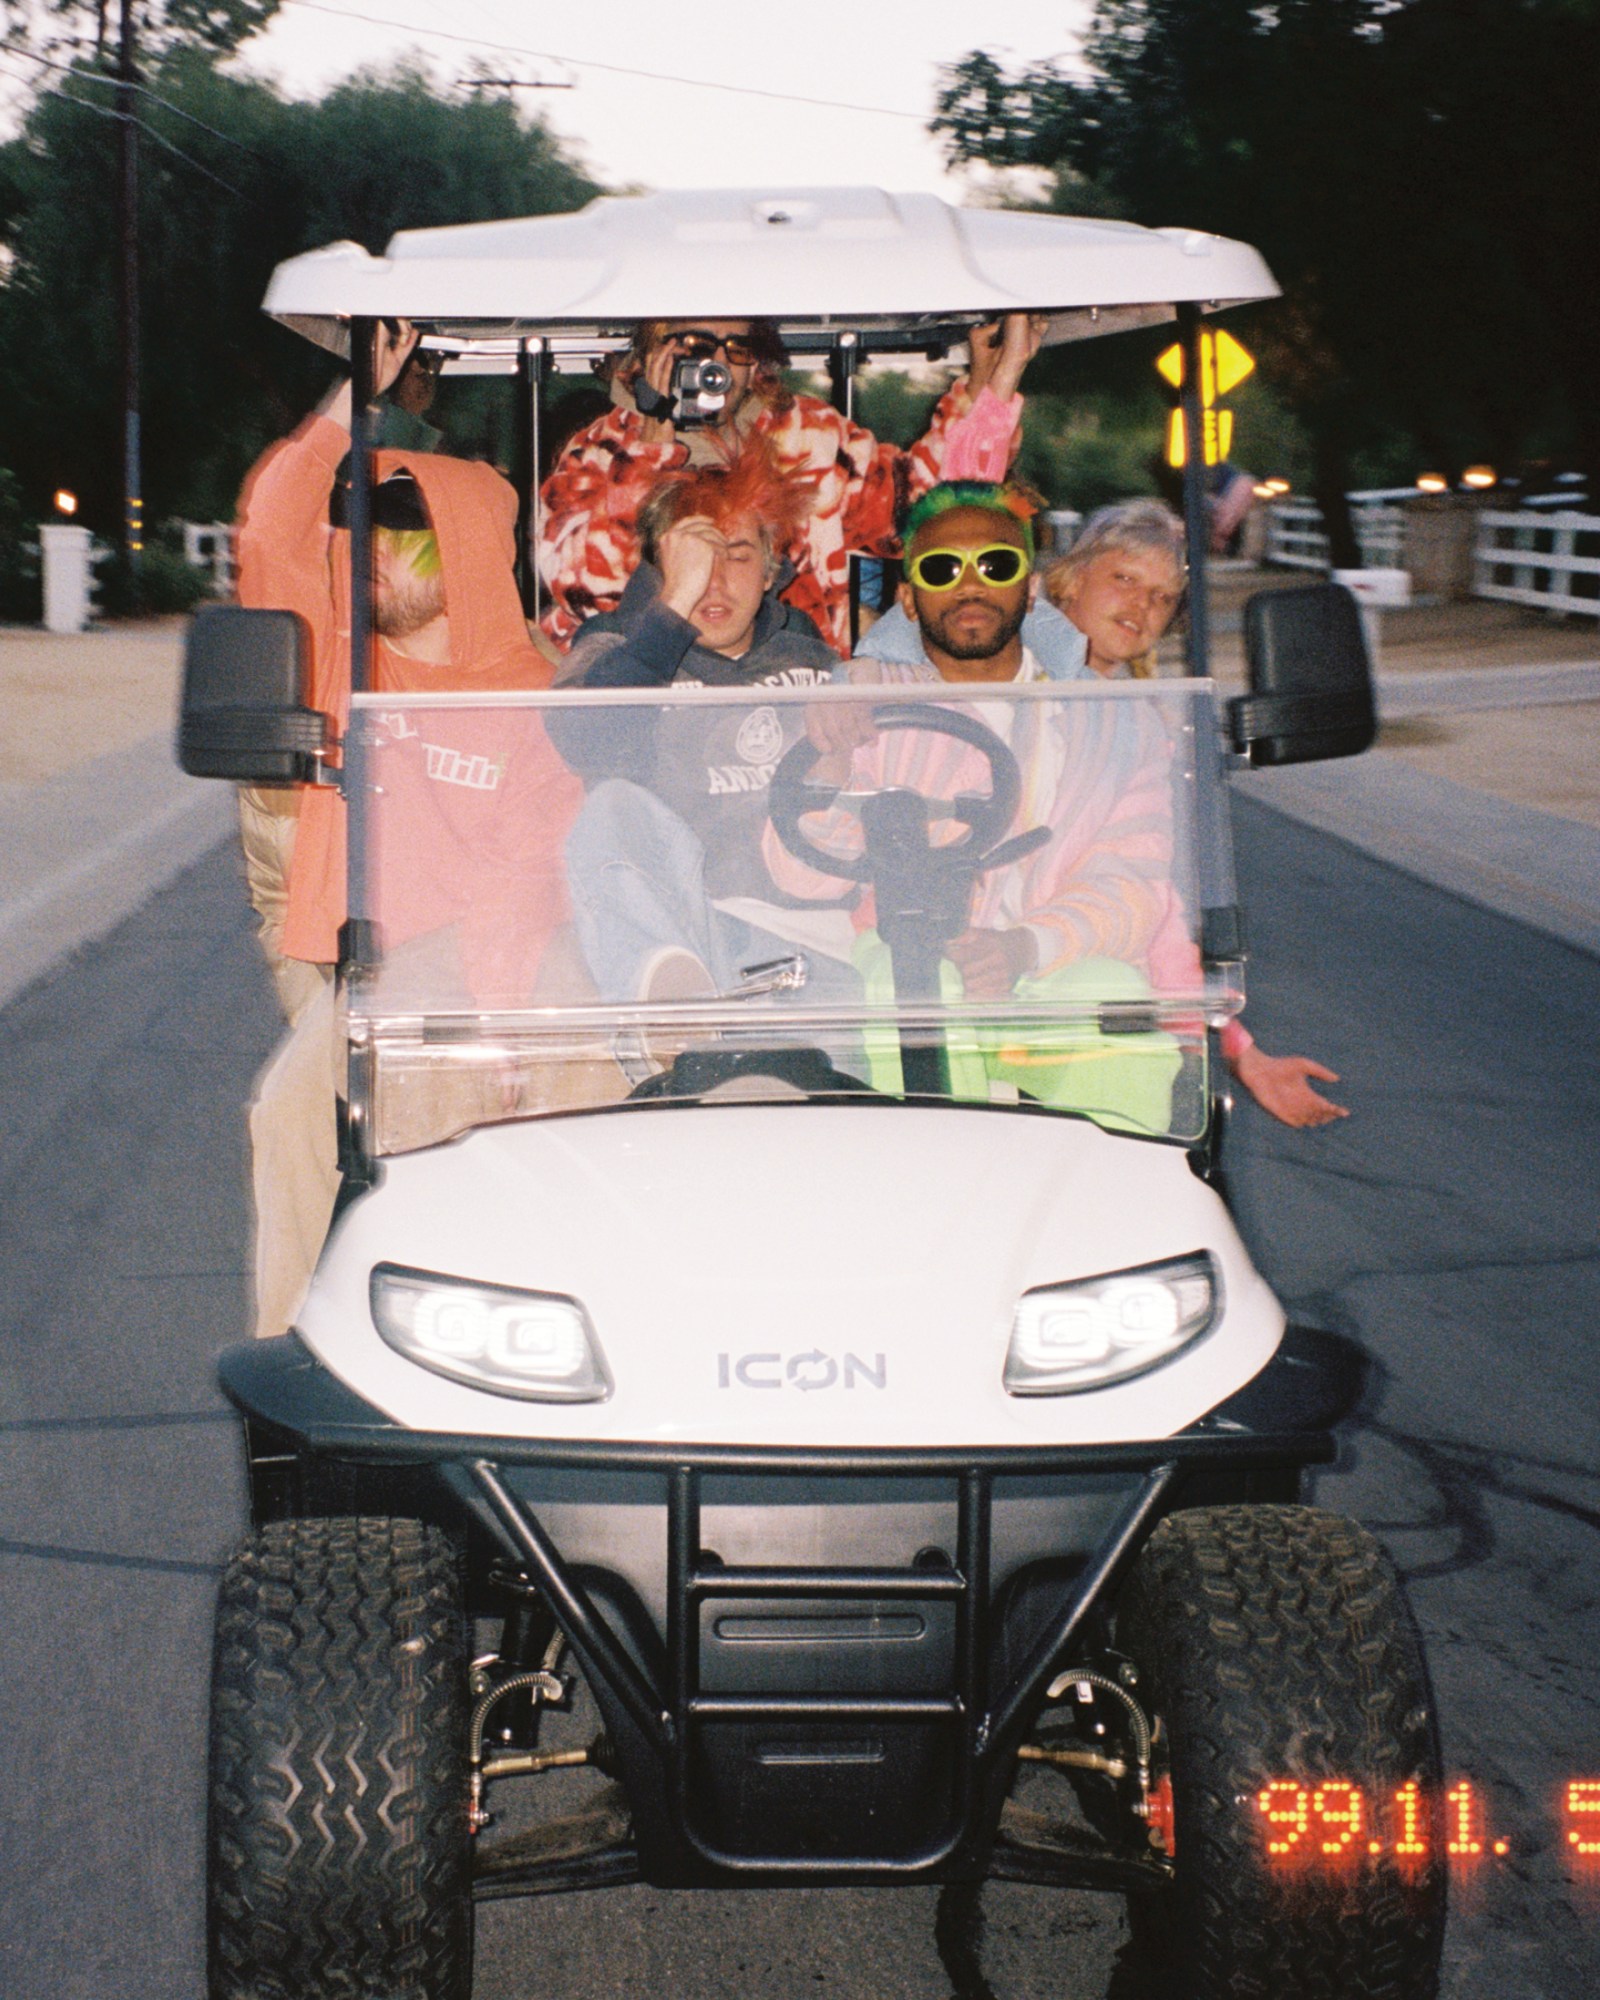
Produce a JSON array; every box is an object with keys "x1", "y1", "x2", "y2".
[
  {"x1": 1569, "y1": 1780, "x2": 1600, "y2": 1859},
  {"x1": 1249, "y1": 1777, "x2": 1578, "y2": 1865},
  {"x1": 1257, "y1": 1780, "x2": 1366, "y2": 1857},
  {"x1": 1392, "y1": 1777, "x2": 1428, "y2": 1857}
]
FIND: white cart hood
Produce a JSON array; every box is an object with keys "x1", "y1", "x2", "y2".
[{"x1": 297, "y1": 1102, "x2": 1283, "y2": 1450}]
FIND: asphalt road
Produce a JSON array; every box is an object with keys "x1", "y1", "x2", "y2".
[{"x1": 1, "y1": 802, "x2": 1597, "y2": 2000}]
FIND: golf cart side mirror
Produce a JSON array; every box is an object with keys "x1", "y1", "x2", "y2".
[
  {"x1": 178, "y1": 605, "x2": 328, "y2": 783},
  {"x1": 1228, "y1": 583, "x2": 1376, "y2": 767}
]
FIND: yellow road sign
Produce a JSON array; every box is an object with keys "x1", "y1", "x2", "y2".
[
  {"x1": 1165, "y1": 406, "x2": 1234, "y2": 469},
  {"x1": 1156, "y1": 328, "x2": 1254, "y2": 396},
  {"x1": 1213, "y1": 329, "x2": 1254, "y2": 395},
  {"x1": 1159, "y1": 329, "x2": 1252, "y2": 466}
]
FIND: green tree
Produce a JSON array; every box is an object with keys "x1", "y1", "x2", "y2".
[
  {"x1": 934, "y1": 0, "x2": 1598, "y2": 556},
  {"x1": 2, "y1": 0, "x2": 281, "y2": 61},
  {"x1": 0, "y1": 56, "x2": 602, "y2": 533}
]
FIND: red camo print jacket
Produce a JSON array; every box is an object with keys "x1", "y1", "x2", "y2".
[{"x1": 535, "y1": 383, "x2": 972, "y2": 658}]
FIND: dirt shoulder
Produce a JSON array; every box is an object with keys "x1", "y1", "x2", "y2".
[{"x1": 0, "y1": 619, "x2": 187, "y2": 782}]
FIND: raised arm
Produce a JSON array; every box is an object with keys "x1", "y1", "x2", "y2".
[{"x1": 235, "y1": 320, "x2": 419, "y2": 645}]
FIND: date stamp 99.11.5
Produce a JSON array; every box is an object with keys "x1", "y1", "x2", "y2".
[{"x1": 1251, "y1": 1776, "x2": 1600, "y2": 1867}]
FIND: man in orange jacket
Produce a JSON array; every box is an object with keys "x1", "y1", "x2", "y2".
[{"x1": 235, "y1": 321, "x2": 582, "y2": 1339}]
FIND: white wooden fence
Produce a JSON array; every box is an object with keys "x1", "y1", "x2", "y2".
[
  {"x1": 1262, "y1": 500, "x2": 1325, "y2": 569},
  {"x1": 1264, "y1": 492, "x2": 1407, "y2": 571},
  {"x1": 182, "y1": 521, "x2": 237, "y2": 595},
  {"x1": 1266, "y1": 493, "x2": 1600, "y2": 619},
  {"x1": 1473, "y1": 509, "x2": 1600, "y2": 617}
]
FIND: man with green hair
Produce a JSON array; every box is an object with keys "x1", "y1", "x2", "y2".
[
  {"x1": 233, "y1": 319, "x2": 579, "y2": 1343},
  {"x1": 233, "y1": 319, "x2": 568, "y2": 1011},
  {"x1": 881, "y1": 479, "x2": 1044, "y2": 688},
  {"x1": 851, "y1": 477, "x2": 1090, "y2": 679},
  {"x1": 781, "y1": 480, "x2": 1192, "y2": 1130},
  {"x1": 786, "y1": 479, "x2": 1344, "y2": 1131}
]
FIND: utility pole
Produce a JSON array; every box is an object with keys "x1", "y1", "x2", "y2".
[
  {"x1": 117, "y1": 0, "x2": 142, "y2": 584},
  {"x1": 461, "y1": 74, "x2": 575, "y2": 95}
]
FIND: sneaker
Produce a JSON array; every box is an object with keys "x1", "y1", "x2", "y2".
[
  {"x1": 612, "y1": 949, "x2": 720, "y2": 1085},
  {"x1": 639, "y1": 947, "x2": 718, "y2": 1006}
]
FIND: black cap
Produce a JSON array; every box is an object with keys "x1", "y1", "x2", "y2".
[{"x1": 328, "y1": 458, "x2": 430, "y2": 532}]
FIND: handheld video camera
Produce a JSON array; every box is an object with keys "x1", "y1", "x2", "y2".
[{"x1": 672, "y1": 356, "x2": 733, "y2": 428}]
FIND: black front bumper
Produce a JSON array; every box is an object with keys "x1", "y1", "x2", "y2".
[{"x1": 219, "y1": 1335, "x2": 1342, "y2": 1890}]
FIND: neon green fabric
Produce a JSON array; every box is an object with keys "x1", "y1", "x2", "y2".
[{"x1": 852, "y1": 933, "x2": 1180, "y2": 1134}]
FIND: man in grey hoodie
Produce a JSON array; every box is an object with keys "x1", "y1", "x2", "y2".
[{"x1": 554, "y1": 450, "x2": 851, "y2": 1003}]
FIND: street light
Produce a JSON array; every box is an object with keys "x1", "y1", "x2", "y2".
[
  {"x1": 53, "y1": 489, "x2": 78, "y2": 515},
  {"x1": 1416, "y1": 473, "x2": 1449, "y2": 494},
  {"x1": 1461, "y1": 466, "x2": 1496, "y2": 490}
]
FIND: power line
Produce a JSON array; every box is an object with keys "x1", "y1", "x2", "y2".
[
  {"x1": 278, "y1": 0, "x2": 927, "y2": 122},
  {"x1": 2, "y1": 38, "x2": 265, "y2": 158},
  {"x1": 119, "y1": 94, "x2": 254, "y2": 200},
  {"x1": 0, "y1": 55, "x2": 254, "y2": 202}
]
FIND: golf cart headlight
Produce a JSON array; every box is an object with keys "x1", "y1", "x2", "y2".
[
  {"x1": 370, "y1": 1263, "x2": 611, "y2": 1402},
  {"x1": 1004, "y1": 1254, "x2": 1219, "y2": 1395}
]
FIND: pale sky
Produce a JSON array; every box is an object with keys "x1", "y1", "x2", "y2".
[{"x1": 229, "y1": 0, "x2": 1090, "y2": 198}]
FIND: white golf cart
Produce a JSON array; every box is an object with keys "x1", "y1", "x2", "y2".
[{"x1": 182, "y1": 188, "x2": 1443, "y2": 2000}]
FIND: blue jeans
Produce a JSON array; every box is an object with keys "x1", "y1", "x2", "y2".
[{"x1": 565, "y1": 780, "x2": 859, "y2": 1007}]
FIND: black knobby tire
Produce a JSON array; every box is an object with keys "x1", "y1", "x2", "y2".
[
  {"x1": 208, "y1": 1516, "x2": 472, "y2": 2000},
  {"x1": 1116, "y1": 1504, "x2": 1446, "y2": 2000}
]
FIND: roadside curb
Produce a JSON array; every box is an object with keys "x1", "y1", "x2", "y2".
[
  {"x1": 0, "y1": 731, "x2": 235, "y2": 1011},
  {"x1": 1232, "y1": 753, "x2": 1600, "y2": 961},
  {"x1": 1376, "y1": 660, "x2": 1600, "y2": 717}
]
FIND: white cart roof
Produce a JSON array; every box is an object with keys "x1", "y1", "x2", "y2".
[{"x1": 264, "y1": 185, "x2": 1278, "y2": 363}]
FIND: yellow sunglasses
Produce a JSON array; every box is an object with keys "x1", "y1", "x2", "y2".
[{"x1": 906, "y1": 544, "x2": 1029, "y2": 591}]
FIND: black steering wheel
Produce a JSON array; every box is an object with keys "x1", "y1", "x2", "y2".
[
  {"x1": 769, "y1": 701, "x2": 1028, "y2": 881},
  {"x1": 769, "y1": 698, "x2": 1050, "y2": 1009},
  {"x1": 768, "y1": 700, "x2": 1052, "y2": 1096}
]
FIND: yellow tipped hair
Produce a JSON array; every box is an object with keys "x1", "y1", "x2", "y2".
[{"x1": 378, "y1": 527, "x2": 441, "y2": 580}]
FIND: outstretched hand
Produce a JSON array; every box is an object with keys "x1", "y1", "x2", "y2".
[
  {"x1": 318, "y1": 318, "x2": 419, "y2": 430},
  {"x1": 967, "y1": 313, "x2": 1049, "y2": 403},
  {"x1": 374, "y1": 318, "x2": 420, "y2": 397},
  {"x1": 1231, "y1": 1045, "x2": 1349, "y2": 1128}
]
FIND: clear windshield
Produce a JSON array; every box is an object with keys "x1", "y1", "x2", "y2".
[{"x1": 344, "y1": 680, "x2": 1243, "y2": 1152}]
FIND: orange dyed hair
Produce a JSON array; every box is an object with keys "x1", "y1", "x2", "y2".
[{"x1": 636, "y1": 436, "x2": 818, "y2": 572}]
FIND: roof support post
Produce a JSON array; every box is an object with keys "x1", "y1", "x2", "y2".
[
  {"x1": 342, "y1": 316, "x2": 378, "y2": 944},
  {"x1": 516, "y1": 338, "x2": 548, "y2": 620},
  {"x1": 828, "y1": 331, "x2": 859, "y2": 422},
  {"x1": 831, "y1": 333, "x2": 864, "y2": 640},
  {"x1": 1176, "y1": 302, "x2": 1211, "y2": 678}
]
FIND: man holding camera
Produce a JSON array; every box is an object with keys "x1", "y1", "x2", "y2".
[{"x1": 537, "y1": 313, "x2": 1041, "y2": 657}]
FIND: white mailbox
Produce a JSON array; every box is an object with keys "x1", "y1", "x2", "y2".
[
  {"x1": 1332, "y1": 566, "x2": 1412, "y2": 608},
  {"x1": 40, "y1": 523, "x2": 93, "y2": 634},
  {"x1": 1333, "y1": 565, "x2": 1411, "y2": 670}
]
